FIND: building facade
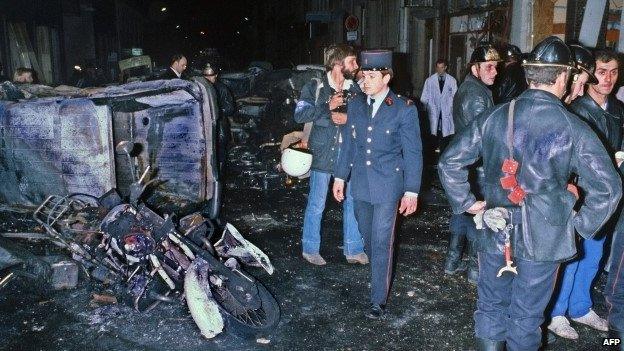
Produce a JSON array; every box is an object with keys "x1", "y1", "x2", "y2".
[{"x1": 302, "y1": 0, "x2": 624, "y2": 97}]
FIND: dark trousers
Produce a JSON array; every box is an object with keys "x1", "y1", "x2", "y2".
[
  {"x1": 448, "y1": 213, "x2": 478, "y2": 265},
  {"x1": 354, "y1": 200, "x2": 399, "y2": 305},
  {"x1": 436, "y1": 130, "x2": 451, "y2": 154},
  {"x1": 607, "y1": 228, "x2": 624, "y2": 331},
  {"x1": 475, "y1": 252, "x2": 559, "y2": 351}
]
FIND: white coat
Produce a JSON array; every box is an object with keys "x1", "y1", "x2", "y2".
[{"x1": 420, "y1": 73, "x2": 457, "y2": 137}]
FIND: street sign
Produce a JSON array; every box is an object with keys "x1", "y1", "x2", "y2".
[
  {"x1": 345, "y1": 15, "x2": 359, "y2": 31},
  {"x1": 347, "y1": 31, "x2": 358, "y2": 41}
]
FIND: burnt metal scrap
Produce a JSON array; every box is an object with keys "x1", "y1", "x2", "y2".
[{"x1": 31, "y1": 170, "x2": 280, "y2": 339}]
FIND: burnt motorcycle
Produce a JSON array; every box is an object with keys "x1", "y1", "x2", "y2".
[{"x1": 32, "y1": 141, "x2": 280, "y2": 339}]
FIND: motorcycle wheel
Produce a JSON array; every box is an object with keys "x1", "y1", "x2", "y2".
[{"x1": 210, "y1": 271, "x2": 280, "y2": 338}]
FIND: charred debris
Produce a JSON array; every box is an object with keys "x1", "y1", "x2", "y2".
[{"x1": 0, "y1": 61, "x2": 323, "y2": 340}]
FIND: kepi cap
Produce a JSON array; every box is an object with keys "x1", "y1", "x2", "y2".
[{"x1": 361, "y1": 50, "x2": 392, "y2": 71}]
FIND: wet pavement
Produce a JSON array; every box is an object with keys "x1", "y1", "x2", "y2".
[{"x1": 0, "y1": 165, "x2": 612, "y2": 350}]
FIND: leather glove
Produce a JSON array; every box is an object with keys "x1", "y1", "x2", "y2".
[
  {"x1": 483, "y1": 207, "x2": 509, "y2": 232},
  {"x1": 473, "y1": 211, "x2": 485, "y2": 230}
]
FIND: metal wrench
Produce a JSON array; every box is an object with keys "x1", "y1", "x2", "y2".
[{"x1": 497, "y1": 224, "x2": 518, "y2": 277}]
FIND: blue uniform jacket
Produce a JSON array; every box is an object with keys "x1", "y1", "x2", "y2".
[{"x1": 334, "y1": 90, "x2": 423, "y2": 204}]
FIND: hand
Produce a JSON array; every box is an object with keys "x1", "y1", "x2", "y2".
[
  {"x1": 567, "y1": 183, "x2": 580, "y2": 200},
  {"x1": 298, "y1": 140, "x2": 308, "y2": 149},
  {"x1": 615, "y1": 151, "x2": 624, "y2": 167},
  {"x1": 399, "y1": 195, "x2": 418, "y2": 216},
  {"x1": 466, "y1": 200, "x2": 486, "y2": 215},
  {"x1": 331, "y1": 112, "x2": 347, "y2": 125},
  {"x1": 329, "y1": 93, "x2": 344, "y2": 111},
  {"x1": 333, "y1": 180, "x2": 345, "y2": 202},
  {"x1": 565, "y1": 72, "x2": 588, "y2": 104}
]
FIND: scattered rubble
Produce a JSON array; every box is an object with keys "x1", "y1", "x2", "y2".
[
  {"x1": 91, "y1": 293, "x2": 118, "y2": 305},
  {"x1": 256, "y1": 337, "x2": 271, "y2": 344}
]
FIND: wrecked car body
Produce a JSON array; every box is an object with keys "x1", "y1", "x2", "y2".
[
  {"x1": 0, "y1": 78, "x2": 280, "y2": 339},
  {"x1": 0, "y1": 79, "x2": 220, "y2": 216}
]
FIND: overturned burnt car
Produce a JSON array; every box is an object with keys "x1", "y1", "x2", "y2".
[
  {"x1": 0, "y1": 79, "x2": 280, "y2": 339},
  {"x1": 0, "y1": 78, "x2": 222, "y2": 216}
]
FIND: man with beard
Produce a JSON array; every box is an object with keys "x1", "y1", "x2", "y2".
[
  {"x1": 444, "y1": 44, "x2": 501, "y2": 284},
  {"x1": 439, "y1": 36, "x2": 621, "y2": 351},
  {"x1": 333, "y1": 49, "x2": 422, "y2": 318},
  {"x1": 548, "y1": 48, "x2": 623, "y2": 339},
  {"x1": 294, "y1": 44, "x2": 367, "y2": 265}
]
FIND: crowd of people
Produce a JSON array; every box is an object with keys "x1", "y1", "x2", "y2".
[{"x1": 289, "y1": 38, "x2": 624, "y2": 350}]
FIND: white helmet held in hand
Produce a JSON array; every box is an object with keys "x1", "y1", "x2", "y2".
[{"x1": 281, "y1": 147, "x2": 312, "y2": 177}]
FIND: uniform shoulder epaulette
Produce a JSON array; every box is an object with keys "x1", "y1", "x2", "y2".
[
  {"x1": 395, "y1": 94, "x2": 414, "y2": 106},
  {"x1": 384, "y1": 95, "x2": 394, "y2": 106}
]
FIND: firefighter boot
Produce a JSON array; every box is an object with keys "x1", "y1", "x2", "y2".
[{"x1": 444, "y1": 231, "x2": 467, "y2": 274}]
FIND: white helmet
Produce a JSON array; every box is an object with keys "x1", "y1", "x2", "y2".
[{"x1": 281, "y1": 148, "x2": 312, "y2": 177}]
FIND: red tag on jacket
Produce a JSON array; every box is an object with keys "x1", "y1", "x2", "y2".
[
  {"x1": 502, "y1": 158, "x2": 519, "y2": 175},
  {"x1": 500, "y1": 174, "x2": 518, "y2": 190},
  {"x1": 507, "y1": 186, "x2": 526, "y2": 205}
]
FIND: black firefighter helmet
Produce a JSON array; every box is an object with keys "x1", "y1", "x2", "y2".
[
  {"x1": 469, "y1": 44, "x2": 502, "y2": 65},
  {"x1": 203, "y1": 63, "x2": 219, "y2": 76},
  {"x1": 522, "y1": 36, "x2": 576, "y2": 70},
  {"x1": 569, "y1": 44, "x2": 598, "y2": 84},
  {"x1": 502, "y1": 44, "x2": 523, "y2": 62}
]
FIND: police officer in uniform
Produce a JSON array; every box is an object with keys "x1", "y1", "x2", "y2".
[
  {"x1": 444, "y1": 44, "x2": 501, "y2": 284},
  {"x1": 333, "y1": 49, "x2": 422, "y2": 319},
  {"x1": 439, "y1": 36, "x2": 622, "y2": 350}
]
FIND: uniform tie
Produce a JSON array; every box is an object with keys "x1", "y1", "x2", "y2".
[{"x1": 368, "y1": 98, "x2": 375, "y2": 118}]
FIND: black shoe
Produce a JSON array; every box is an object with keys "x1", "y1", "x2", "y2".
[
  {"x1": 444, "y1": 230, "x2": 466, "y2": 274},
  {"x1": 444, "y1": 259, "x2": 468, "y2": 275},
  {"x1": 365, "y1": 304, "x2": 386, "y2": 319},
  {"x1": 475, "y1": 337, "x2": 505, "y2": 351}
]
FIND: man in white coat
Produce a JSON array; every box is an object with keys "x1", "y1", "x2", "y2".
[{"x1": 420, "y1": 59, "x2": 457, "y2": 152}]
